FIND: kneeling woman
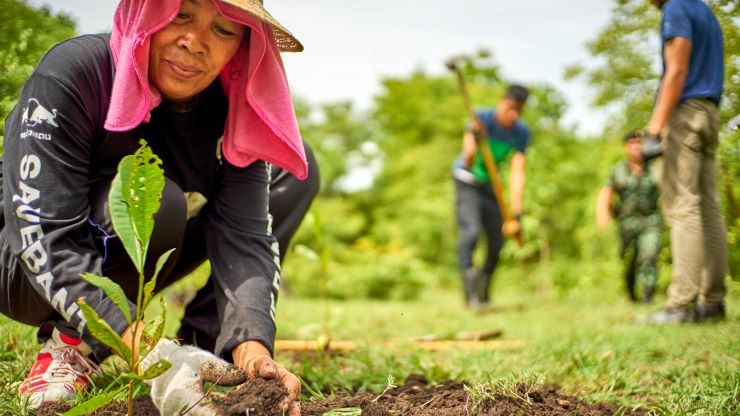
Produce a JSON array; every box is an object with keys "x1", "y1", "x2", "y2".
[{"x1": 0, "y1": 0, "x2": 318, "y2": 414}]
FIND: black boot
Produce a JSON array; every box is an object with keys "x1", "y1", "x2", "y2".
[
  {"x1": 643, "y1": 286, "x2": 655, "y2": 304},
  {"x1": 625, "y1": 258, "x2": 638, "y2": 302},
  {"x1": 694, "y1": 303, "x2": 726, "y2": 323},
  {"x1": 462, "y1": 268, "x2": 479, "y2": 308},
  {"x1": 474, "y1": 270, "x2": 490, "y2": 309}
]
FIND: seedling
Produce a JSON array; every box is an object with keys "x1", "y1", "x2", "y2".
[
  {"x1": 372, "y1": 374, "x2": 397, "y2": 402},
  {"x1": 64, "y1": 140, "x2": 173, "y2": 416}
]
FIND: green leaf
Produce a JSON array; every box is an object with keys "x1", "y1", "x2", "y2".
[
  {"x1": 80, "y1": 272, "x2": 132, "y2": 324},
  {"x1": 129, "y1": 145, "x2": 165, "y2": 255},
  {"x1": 153, "y1": 248, "x2": 176, "y2": 282},
  {"x1": 61, "y1": 386, "x2": 127, "y2": 416},
  {"x1": 153, "y1": 297, "x2": 167, "y2": 344},
  {"x1": 143, "y1": 248, "x2": 175, "y2": 310},
  {"x1": 109, "y1": 154, "x2": 143, "y2": 274},
  {"x1": 140, "y1": 359, "x2": 172, "y2": 380},
  {"x1": 78, "y1": 298, "x2": 133, "y2": 363},
  {"x1": 141, "y1": 324, "x2": 156, "y2": 352},
  {"x1": 322, "y1": 408, "x2": 363, "y2": 416},
  {"x1": 109, "y1": 141, "x2": 165, "y2": 274},
  {"x1": 142, "y1": 298, "x2": 167, "y2": 352}
]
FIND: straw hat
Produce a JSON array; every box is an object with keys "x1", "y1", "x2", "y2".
[{"x1": 222, "y1": 0, "x2": 303, "y2": 52}]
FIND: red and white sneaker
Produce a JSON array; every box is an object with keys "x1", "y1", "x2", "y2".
[{"x1": 19, "y1": 328, "x2": 101, "y2": 408}]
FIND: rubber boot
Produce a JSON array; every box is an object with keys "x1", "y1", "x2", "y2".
[
  {"x1": 625, "y1": 258, "x2": 638, "y2": 303},
  {"x1": 463, "y1": 268, "x2": 480, "y2": 309},
  {"x1": 474, "y1": 270, "x2": 490, "y2": 309}
]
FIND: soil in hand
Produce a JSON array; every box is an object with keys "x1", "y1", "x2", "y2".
[
  {"x1": 302, "y1": 374, "x2": 648, "y2": 416},
  {"x1": 217, "y1": 377, "x2": 289, "y2": 416}
]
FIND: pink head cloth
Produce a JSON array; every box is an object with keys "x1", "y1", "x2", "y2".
[{"x1": 106, "y1": 0, "x2": 307, "y2": 179}]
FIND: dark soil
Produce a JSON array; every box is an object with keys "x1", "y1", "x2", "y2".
[
  {"x1": 217, "y1": 377, "x2": 290, "y2": 415},
  {"x1": 32, "y1": 379, "x2": 289, "y2": 416},
  {"x1": 34, "y1": 396, "x2": 159, "y2": 416},
  {"x1": 301, "y1": 374, "x2": 648, "y2": 416},
  {"x1": 33, "y1": 374, "x2": 646, "y2": 416}
]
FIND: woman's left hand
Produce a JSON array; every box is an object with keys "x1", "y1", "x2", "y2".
[{"x1": 233, "y1": 341, "x2": 301, "y2": 416}]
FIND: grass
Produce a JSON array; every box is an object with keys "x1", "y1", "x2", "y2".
[{"x1": 1, "y1": 259, "x2": 738, "y2": 415}]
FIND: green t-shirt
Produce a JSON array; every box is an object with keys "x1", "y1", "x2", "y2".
[{"x1": 469, "y1": 110, "x2": 530, "y2": 184}]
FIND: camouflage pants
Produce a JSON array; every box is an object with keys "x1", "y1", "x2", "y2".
[{"x1": 620, "y1": 220, "x2": 661, "y2": 301}]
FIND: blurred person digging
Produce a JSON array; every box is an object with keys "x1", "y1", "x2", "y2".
[{"x1": 449, "y1": 75, "x2": 531, "y2": 311}]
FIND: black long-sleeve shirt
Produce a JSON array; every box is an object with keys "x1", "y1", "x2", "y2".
[{"x1": 1, "y1": 34, "x2": 281, "y2": 359}]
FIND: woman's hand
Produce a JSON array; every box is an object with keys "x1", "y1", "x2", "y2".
[{"x1": 233, "y1": 341, "x2": 301, "y2": 416}]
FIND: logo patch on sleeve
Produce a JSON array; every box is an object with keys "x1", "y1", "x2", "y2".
[{"x1": 20, "y1": 98, "x2": 58, "y2": 141}]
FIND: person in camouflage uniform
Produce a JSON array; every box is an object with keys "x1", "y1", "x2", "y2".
[{"x1": 597, "y1": 130, "x2": 662, "y2": 302}]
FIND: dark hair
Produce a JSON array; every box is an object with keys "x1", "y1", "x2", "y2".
[
  {"x1": 505, "y1": 84, "x2": 529, "y2": 104},
  {"x1": 622, "y1": 129, "x2": 643, "y2": 142}
]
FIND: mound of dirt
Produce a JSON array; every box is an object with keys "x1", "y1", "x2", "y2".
[
  {"x1": 33, "y1": 379, "x2": 288, "y2": 416},
  {"x1": 34, "y1": 396, "x2": 159, "y2": 416},
  {"x1": 32, "y1": 374, "x2": 646, "y2": 416},
  {"x1": 217, "y1": 377, "x2": 289, "y2": 415},
  {"x1": 302, "y1": 374, "x2": 648, "y2": 416}
]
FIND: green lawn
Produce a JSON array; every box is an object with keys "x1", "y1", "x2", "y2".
[
  {"x1": 275, "y1": 264, "x2": 740, "y2": 415},
  {"x1": 1, "y1": 262, "x2": 738, "y2": 415}
]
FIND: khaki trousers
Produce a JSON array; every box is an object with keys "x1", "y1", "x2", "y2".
[{"x1": 659, "y1": 98, "x2": 727, "y2": 308}]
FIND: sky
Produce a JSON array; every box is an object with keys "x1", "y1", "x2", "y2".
[{"x1": 31, "y1": 0, "x2": 617, "y2": 135}]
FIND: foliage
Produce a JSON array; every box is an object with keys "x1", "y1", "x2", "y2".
[
  {"x1": 66, "y1": 141, "x2": 172, "y2": 415},
  {"x1": 565, "y1": 0, "x2": 740, "y2": 131},
  {"x1": 0, "y1": 0, "x2": 76, "y2": 138},
  {"x1": 289, "y1": 235, "x2": 425, "y2": 301},
  {"x1": 367, "y1": 64, "x2": 492, "y2": 268},
  {"x1": 563, "y1": 0, "x2": 661, "y2": 133},
  {"x1": 295, "y1": 99, "x2": 380, "y2": 195},
  {"x1": 719, "y1": 128, "x2": 740, "y2": 279}
]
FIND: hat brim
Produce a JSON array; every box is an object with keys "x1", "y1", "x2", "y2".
[{"x1": 220, "y1": 0, "x2": 303, "y2": 52}]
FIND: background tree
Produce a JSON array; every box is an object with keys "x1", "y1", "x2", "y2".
[
  {"x1": 0, "y1": 0, "x2": 76, "y2": 138},
  {"x1": 295, "y1": 99, "x2": 380, "y2": 196},
  {"x1": 565, "y1": 0, "x2": 738, "y2": 132}
]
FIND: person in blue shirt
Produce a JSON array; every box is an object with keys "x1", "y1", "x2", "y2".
[
  {"x1": 452, "y1": 85, "x2": 530, "y2": 310},
  {"x1": 642, "y1": 0, "x2": 727, "y2": 323}
]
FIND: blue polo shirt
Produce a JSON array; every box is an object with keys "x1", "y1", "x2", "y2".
[{"x1": 661, "y1": 0, "x2": 724, "y2": 104}]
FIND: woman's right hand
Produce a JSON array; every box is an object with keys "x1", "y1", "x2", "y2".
[{"x1": 233, "y1": 340, "x2": 302, "y2": 416}]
